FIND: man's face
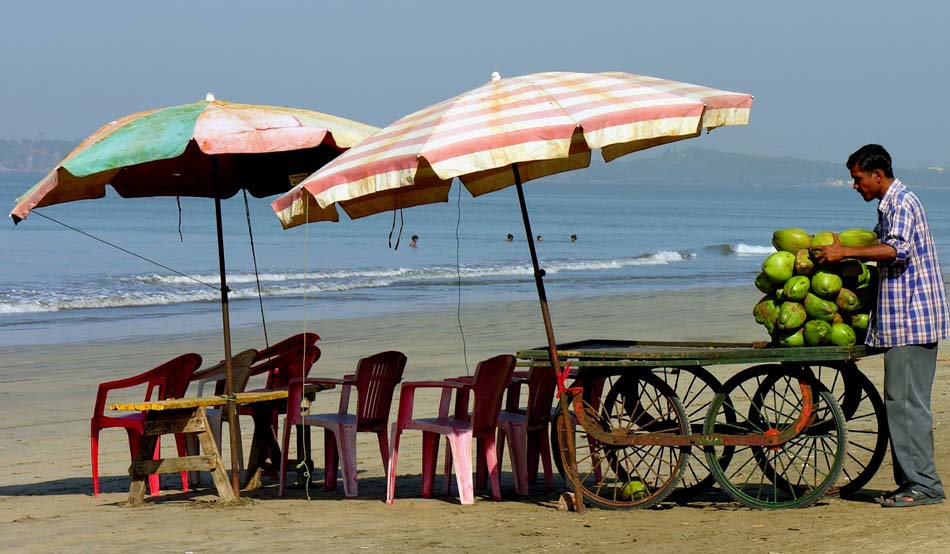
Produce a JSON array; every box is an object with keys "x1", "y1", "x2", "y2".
[{"x1": 850, "y1": 164, "x2": 884, "y2": 202}]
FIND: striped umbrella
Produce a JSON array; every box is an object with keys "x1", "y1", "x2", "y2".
[
  {"x1": 273, "y1": 70, "x2": 751, "y2": 357},
  {"x1": 272, "y1": 71, "x2": 752, "y2": 509},
  {"x1": 10, "y1": 94, "x2": 378, "y2": 496}
]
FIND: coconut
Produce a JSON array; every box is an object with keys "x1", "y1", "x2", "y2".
[
  {"x1": 753, "y1": 297, "x2": 781, "y2": 333},
  {"x1": 777, "y1": 301, "x2": 807, "y2": 330},
  {"x1": 836, "y1": 288, "x2": 862, "y2": 312},
  {"x1": 775, "y1": 328, "x2": 805, "y2": 347},
  {"x1": 772, "y1": 228, "x2": 812, "y2": 253},
  {"x1": 794, "y1": 249, "x2": 816, "y2": 276},
  {"x1": 851, "y1": 313, "x2": 869, "y2": 332},
  {"x1": 762, "y1": 251, "x2": 796, "y2": 283},
  {"x1": 804, "y1": 293, "x2": 838, "y2": 322},
  {"x1": 782, "y1": 275, "x2": 810, "y2": 302},
  {"x1": 803, "y1": 319, "x2": 833, "y2": 346},
  {"x1": 839, "y1": 228, "x2": 878, "y2": 247},
  {"x1": 829, "y1": 323, "x2": 857, "y2": 346},
  {"x1": 811, "y1": 270, "x2": 843, "y2": 298},
  {"x1": 811, "y1": 231, "x2": 836, "y2": 247},
  {"x1": 755, "y1": 271, "x2": 780, "y2": 295}
]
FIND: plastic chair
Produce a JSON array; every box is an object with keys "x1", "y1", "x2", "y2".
[
  {"x1": 241, "y1": 333, "x2": 322, "y2": 440},
  {"x1": 386, "y1": 354, "x2": 516, "y2": 505},
  {"x1": 90, "y1": 353, "x2": 202, "y2": 496},
  {"x1": 279, "y1": 350, "x2": 407, "y2": 497},
  {"x1": 496, "y1": 365, "x2": 557, "y2": 494},
  {"x1": 184, "y1": 348, "x2": 258, "y2": 485}
]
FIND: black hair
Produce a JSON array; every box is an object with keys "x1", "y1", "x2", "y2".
[
  {"x1": 411, "y1": 235, "x2": 419, "y2": 240},
  {"x1": 846, "y1": 144, "x2": 894, "y2": 178}
]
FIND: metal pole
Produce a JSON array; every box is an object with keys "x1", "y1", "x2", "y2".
[
  {"x1": 512, "y1": 164, "x2": 585, "y2": 513},
  {"x1": 212, "y1": 159, "x2": 242, "y2": 497}
]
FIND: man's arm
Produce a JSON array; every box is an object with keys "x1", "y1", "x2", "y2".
[{"x1": 811, "y1": 234, "x2": 896, "y2": 265}]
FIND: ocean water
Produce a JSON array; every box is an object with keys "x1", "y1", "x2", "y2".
[{"x1": 2, "y1": 170, "x2": 949, "y2": 347}]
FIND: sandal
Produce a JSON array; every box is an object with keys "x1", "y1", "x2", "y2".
[{"x1": 879, "y1": 487, "x2": 945, "y2": 508}]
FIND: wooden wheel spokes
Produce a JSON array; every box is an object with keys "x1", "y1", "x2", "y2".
[
  {"x1": 649, "y1": 366, "x2": 730, "y2": 502},
  {"x1": 704, "y1": 364, "x2": 846, "y2": 509},
  {"x1": 555, "y1": 371, "x2": 690, "y2": 509}
]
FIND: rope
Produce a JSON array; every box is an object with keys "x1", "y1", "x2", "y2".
[
  {"x1": 455, "y1": 184, "x2": 470, "y2": 376},
  {"x1": 176, "y1": 196, "x2": 183, "y2": 242},
  {"x1": 242, "y1": 190, "x2": 270, "y2": 352},
  {"x1": 31, "y1": 211, "x2": 217, "y2": 290}
]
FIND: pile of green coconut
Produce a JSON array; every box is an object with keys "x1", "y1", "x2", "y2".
[{"x1": 754, "y1": 227, "x2": 878, "y2": 347}]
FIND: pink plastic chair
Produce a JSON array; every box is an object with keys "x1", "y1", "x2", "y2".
[
  {"x1": 90, "y1": 353, "x2": 202, "y2": 496},
  {"x1": 279, "y1": 351, "x2": 407, "y2": 497},
  {"x1": 497, "y1": 365, "x2": 558, "y2": 494},
  {"x1": 386, "y1": 354, "x2": 516, "y2": 505}
]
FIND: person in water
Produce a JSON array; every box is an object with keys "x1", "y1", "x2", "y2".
[{"x1": 409, "y1": 235, "x2": 418, "y2": 248}]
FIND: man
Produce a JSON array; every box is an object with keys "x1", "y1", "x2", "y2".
[{"x1": 813, "y1": 144, "x2": 950, "y2": 507}]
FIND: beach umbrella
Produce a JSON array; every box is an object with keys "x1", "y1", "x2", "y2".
[
  {"x1": 9, "y1": 95, "x2": 378, "y2": 495},
  {"x1": 272, "y1": 70, "x2": 752, "y2": 506}
]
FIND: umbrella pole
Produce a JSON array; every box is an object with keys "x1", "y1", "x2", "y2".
[
  {"x1": 213, "y1": 171, "x2": 242, "y2": 498},
  {"x1": 512, "y1": 165, "x2": 585, "y2": 513}
]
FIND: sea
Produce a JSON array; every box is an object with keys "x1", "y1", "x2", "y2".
[{"x1": 2, "y1": 170, "x2": 949, "y2": 347}]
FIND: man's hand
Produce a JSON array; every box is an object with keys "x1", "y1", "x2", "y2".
[{"x1": 811, "y1": 233, "x2": 847, "y2": 265}]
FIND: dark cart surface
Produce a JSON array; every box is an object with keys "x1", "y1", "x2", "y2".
[
  {"x1": 517, "y1": 338, "x2": 885, "y2": 511},
  {"x1": 517, "y1": 339, "x2": 872, "y2": 366}
]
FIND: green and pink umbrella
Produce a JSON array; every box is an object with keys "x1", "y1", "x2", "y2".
[{"x1": 10, "y1": 94, "x2": 378, "y2": 495}]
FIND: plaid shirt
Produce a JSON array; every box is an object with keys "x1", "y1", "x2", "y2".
[{"x1": 867, "y1": 179, "x2": 950, "y2": 347}]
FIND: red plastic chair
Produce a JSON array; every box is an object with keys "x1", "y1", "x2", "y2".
[
  {"x1": 90, "y1": 353, "x2": 202, "y2": 496},
  {"x1": 386, "y1": 354, "x2": 516, "y2": 505},
  {"x1": 279, "y1": 351, "x2": 407, "y2": 497},
  {"x1": 241, "y1": 333, "x2": 322, "y2": 440},
  {"x1": 496, "y1": 365, "x2": 557, "y2": 494}
]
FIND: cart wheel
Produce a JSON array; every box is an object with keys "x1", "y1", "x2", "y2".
[
  {"x1": 801, "y1": 361, "x2": 888, "y2": 497},
  {"x1": 553, "y1": 370, "x2": 690, "y2": 509},
  {"x1": 649, "y1": 366, "x2": 734, "y2": 502},
  {"x1": 704, "y1": 364, "x2": 846, "y2": 509}
]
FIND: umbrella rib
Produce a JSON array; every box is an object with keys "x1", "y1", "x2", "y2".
[{"x1": 32, "y1": 210, "x2": 218, "y2": 290}]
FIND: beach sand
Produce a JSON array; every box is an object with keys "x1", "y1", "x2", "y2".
[{"x1": 3, "y1": 287, "x2": 950, "y2": 553}]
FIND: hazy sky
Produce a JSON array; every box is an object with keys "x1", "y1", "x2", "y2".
[{"x1": 2, "y1": 0, "x2": 948, "y2": 166}]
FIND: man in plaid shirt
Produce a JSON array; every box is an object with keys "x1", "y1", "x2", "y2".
[{"x1": 813, "y1": 144, "x2": 950, "y2": 507}]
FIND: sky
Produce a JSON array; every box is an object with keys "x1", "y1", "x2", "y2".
[{"x1": 2, "y1": 0, "x2": 948, "y2": 167}]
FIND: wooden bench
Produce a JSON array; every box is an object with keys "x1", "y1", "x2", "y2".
[{"x1": 110, "y1": 386, "x2": 332, "y2": 506}]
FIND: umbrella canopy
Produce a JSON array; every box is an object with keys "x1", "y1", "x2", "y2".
[
  {"x1": 270, "y1": 71, "x2": 752, "y2": 510},
  {"x1": 12, "y1": 94, "x2": 376, "y2": 222},
  {"x1": 10, "y1": 95, "x2": 378, "y2": 498},
  {"x1": 272, "y1": 71, "x2": 752, "y2": 228}
]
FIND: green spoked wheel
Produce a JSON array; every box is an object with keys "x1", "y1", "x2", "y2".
[
  {"x1": 649, "y1": 366, "x2": 733, "y2": 502},
  {"x1": 799, "y1": 362, "x2": 887, "y2": 497},
  {"x1": 703, "y1": 364, "x2": 847, "y2": 509},
  {"x1": 553, "y1": 370, "x2": 691, "y2": 510}
]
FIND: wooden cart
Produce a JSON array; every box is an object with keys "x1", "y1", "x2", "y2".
[{"x1": 516, "y1": 339, "x2": 887, "y2": 510}]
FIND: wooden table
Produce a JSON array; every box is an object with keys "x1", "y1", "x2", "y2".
[{"x1": 109, "y1": 385, "x2": 332, "y2": 506}]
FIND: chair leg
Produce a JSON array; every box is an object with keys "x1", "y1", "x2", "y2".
[
  {"x1": 126, "y1": 430, "x2": 159, "y2": 496},
  {"x1": 502, "y1": 423, "x2": 528, "y2": 495},
  {"x1": 445, "y1": 431, "x2": 474, "y2": 505},
  {"x1": 475, "y1": 437, "x2": 488, "y2": 490},
  {"x1": 278, "y1": 416, "x2": 294, "y2": 497},
  {"x1": 174, "y1": 433, "x2": 190, "y2": 492},
  {"x1": 482, "y1": 434, "x2": 502, "y2": 502},
  {"x1": 324, "y1": 429, "x2": 339, "y2": 492},
  {"x1": 442, "y1": 437, "x2": 452, "y2": 497},
  {"x1": 386, "y1": 423, "x2": 401, "y2": 505},
  {"x1": 91, "y1": 424, "x2": 100, "y2": 497},
  {"x1": 421, "y1": 431, "x2": 440, "y2": 499},
  {"x1": 377, "y1": 429, "x2": 390, "y2": 471},
  {"x1": 336, "y1": 424, "x2": 358, "y2": 498}
]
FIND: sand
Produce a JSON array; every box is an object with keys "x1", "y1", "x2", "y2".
[{"x1": 2, "y1": 287, "x2": 950, "y2": 553}]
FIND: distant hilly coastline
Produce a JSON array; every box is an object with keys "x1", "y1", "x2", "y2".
[{"x1": 1, "y1": 138, "x2": 946, "y2": 187}]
